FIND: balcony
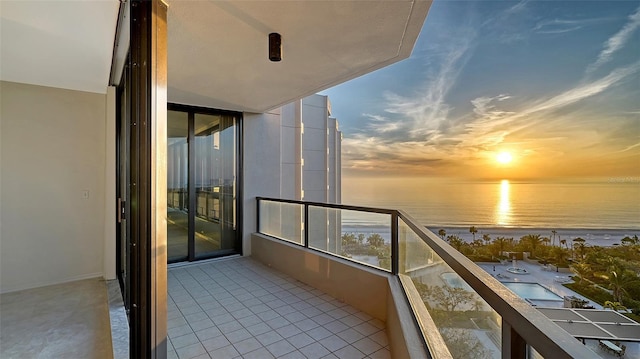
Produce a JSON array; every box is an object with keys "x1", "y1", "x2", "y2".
[
  {"x1": 2, "y1": 197, "x2": 614, "y2": 358},
  {"x1": 1, "y1": 255, "x2": 396, "y2": 359},
  {"x1": 256, "y1": 197, "x2": 602, "y2": 359},
  {"x1": 167, "y1": 257, "x2": 392, "y2": 358}
]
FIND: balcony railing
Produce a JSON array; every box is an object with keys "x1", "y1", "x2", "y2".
[{"x1": 257, "y1": 197, "x2": 599, "y2": 359}]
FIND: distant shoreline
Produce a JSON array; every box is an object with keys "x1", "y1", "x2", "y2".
[
  {"x1": 339, "y1": 224, "x2": 638, "y2": 247},
  {"x1": 426, "y1": 226, "x2": 638, "y2": 247}
]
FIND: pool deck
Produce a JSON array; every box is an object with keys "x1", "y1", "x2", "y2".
[
  {"x1": 476, "y1": 260, "x2": 600, "y2": 308},
  {"x1": 477, "y1": 260, "x2": 640, "y2": 358}
]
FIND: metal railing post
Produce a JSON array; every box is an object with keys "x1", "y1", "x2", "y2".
[
  {"x1": 503, "y1": 321, "x2": 526, "y2": 359},
  {"x1": 255, "y1": 198, "x2": 600, "y2": 359},
  {"x1": 256, "y1": 197, "x2": 261, "y2": 233},
  {"x1": 391, "y1": 211, "x2": 399, "y2": 275},
  {"x1": 304, "y1": 203, "x2": 309, "y2": 248}
]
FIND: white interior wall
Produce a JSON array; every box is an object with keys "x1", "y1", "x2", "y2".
[
  {"x1": 104, "y1": 86, "x2": 116, "y2": 280},
  {"x1": 0, "y1": 81, "x2": 107, "y2": 293}
]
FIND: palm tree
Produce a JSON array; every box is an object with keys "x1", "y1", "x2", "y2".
[
  {"x1": 604, "y1": 301, "x2": 628, "y2": 312},
  {"x1": 521, "y1": 234, "x2": 542, "y2": 258},
  {"x1": 438, "y1": 229, "x2": 446, "y2": 240},
  {"x1": 493, "y1": 236, "x2": 508, "y2": 257},
  {"x1": 469, "y1": 226, "x2": 478, "y2": 242},
  {"x1": 607, "y1": 264, "x2": 640, "y2": 304},
  {"x1": 472, "y1": 300, "x2": 484, "y2": 312},
  {"x1": 560, "y1": 239, "x2": 567, "y2": 249},
  {"x1": 366, "y1": 233, "x2": 385, "y2": 247},
  {"x1": 571, "y1": 262, "x2": 593, "y2": 284},
  {"x1": 573, "y1": 238, "x2": 586, "y2": 260},
  {"x1": 447, "y1": 235, "x2": 465, "y2": 252},
  {"x1": 540, "y1": 237, "x2": 551, "y2": 260},
  {"x1": 551, "y1": 230, "x2": 557, "y2": 247},
  {"x1": 482, "y1": 233, "x2": 491, "y2": 246},
  {"x1": 551, "y1": 246, "x2": 566, "y2": 269},
  {"x1": 608, "y1": 269, "x2": 629, "y2": 304},
  {"x1": 621, "y1": 235, "x2": 639, "y2": 246}
]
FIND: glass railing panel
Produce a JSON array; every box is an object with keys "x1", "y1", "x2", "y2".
[
  {"x1": 308, "y1": 206, "x2": 392, "y2": 271},
  {"x1": 398, "y1": 219, "x2": 502, "y2": 359},
  {"x1": 258, "y1": 200, "x2": 304, "y2": 245}
]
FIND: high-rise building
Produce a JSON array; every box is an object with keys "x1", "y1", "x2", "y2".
[{"x1": 280, "y1": 94, "x2": 341, "y2": 204}]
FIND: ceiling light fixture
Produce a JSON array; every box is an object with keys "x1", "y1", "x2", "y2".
[{"x1": 269, "y1": 33, "x2": 282, "y2": 62}]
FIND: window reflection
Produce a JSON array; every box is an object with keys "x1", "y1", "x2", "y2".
[
  {"x1": 195, "y1": 113, "x2": 237, "y2": 258},
  {"x1": 167, "y1": 110, "x2": 189, "y2": 262},
  {"x1": 167, "y1": 108, "x2": 240, "y2": 263}
]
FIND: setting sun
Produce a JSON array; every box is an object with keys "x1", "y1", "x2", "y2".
[{"x1": 496, "y1": 152, "x2": 513, "y2": 164}]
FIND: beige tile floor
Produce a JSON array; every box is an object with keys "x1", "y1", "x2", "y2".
[
  {"x1": 167, "y1": 257, "x2": 391, "y2": 359},
  {"x1": 0, "y1": 278, "x2": 113, "y2": 359},
  {"x1": 1, "y1": 257, "x2": 391, "y2": 359}
]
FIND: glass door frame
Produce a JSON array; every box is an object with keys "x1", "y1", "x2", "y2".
[
  {"x1": 115, "y1": 57, "x2": 131, "y2": 314},
  {"x1": 114, "y1": 1, "x2": 168, "y2": 357},
  {"x1": 167, "y1": 103, "x2": 243, "y2": 263}
]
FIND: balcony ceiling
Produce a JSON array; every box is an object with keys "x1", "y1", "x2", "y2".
[
  {"x1": 0, "y1": 1, "x2": 431, "y2": 112},
  {"x1": 168, "y1": 1, "x2": 431, "y2": 112},
  {"x1": 0, "y1": 1, "x2": 120, "y2": 94}
]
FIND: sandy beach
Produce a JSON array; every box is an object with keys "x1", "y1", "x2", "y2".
[{"x1": 427, "y1": 227, "x2": 639, "y2": 247}]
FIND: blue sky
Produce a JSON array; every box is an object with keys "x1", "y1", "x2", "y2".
[{"x1": 321, "y1": 1, "x2": 640, "y2": 180}]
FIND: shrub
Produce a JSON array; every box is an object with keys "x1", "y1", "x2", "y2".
[
  {"x1": 564, "y1": 282, "x2": 613, "y2": 304},
  {"x1": 468, "y1": 255, "x2": 498, "y2": 262}
]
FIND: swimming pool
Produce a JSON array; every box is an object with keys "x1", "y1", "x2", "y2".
[
  {"x1": 440, "y1": 272, "x2": 473, "y2": 291},
  {"x1": 502, "y1": 282, "x2": 563, "y2": 301}
]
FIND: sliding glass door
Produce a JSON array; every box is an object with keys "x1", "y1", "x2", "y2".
[
  {"x1": 114, "y1": 2, "x2": 168, "y2": 356},
  {"x1": 116, "y1": 59, "x2": 131, "y2": 314},
  {"x1": 167, "y1": 111, "x2": 189, "y2": 261},
  {"x1": 167, "y1": 105, "x2": 241, "y2": 262}
]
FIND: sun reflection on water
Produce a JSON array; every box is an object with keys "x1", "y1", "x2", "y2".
[{"x1": 496, "y1": 179, "x2": 512, "y2": 226}]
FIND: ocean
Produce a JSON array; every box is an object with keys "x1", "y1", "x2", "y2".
[{"x1": 340, "y1": 178, "x2": 640, "y2": 231}]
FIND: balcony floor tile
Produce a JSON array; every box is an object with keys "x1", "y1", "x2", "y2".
[{"x1": 169, "y1": 257, "x2": 390, "y2": 358}]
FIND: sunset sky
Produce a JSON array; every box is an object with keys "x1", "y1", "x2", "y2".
[{"x1": 321, "y1": 1, "x2": 640, "y2": 181}]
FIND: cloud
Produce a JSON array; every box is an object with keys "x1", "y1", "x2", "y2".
[
  {"x1": 464, "y1": 62, "x2": 640, "y2": 140},
  {"x1": 529, "y1": 62, "x2": 639, "y2": 114},
  {"x1": 337, "y1": 3, "x2": 640, "y2": 178},
  {"x1": 533, "y1": 17, "x2": 612, "y2": 35},
  {"x1": 587, "y1": 5, "x2": 640, "y2": 73},
  {"x1": 478, "y1": 0, "x2": 533, "y2": 44},
  {"x1": 379, "y1": 33, "x2": 475, "y2": 140},
  {"x1": 536, "y1": 26, "x2": 582, "y2": 34},
  {"x1": 364, "y1": 113, "x2": 401, "y2": 134},
  {"x1": 482, "y1": 0, "x2": 529, "y2": 28},
  {"x1": 534, "y1": 19, "x2": 583, "y2": 34},
  {"x1": 341, "y1": 135, "x2": 451, "y2": 175},
  {"x1": 471, "y1": 94, "x2": 511, "y2": 116},
  {"x1": 343, "y1": 60, "x2": 639, "y2": 176},
  {"x1": 614, "y1": 142, "x2": 640, "y2": 153}
]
